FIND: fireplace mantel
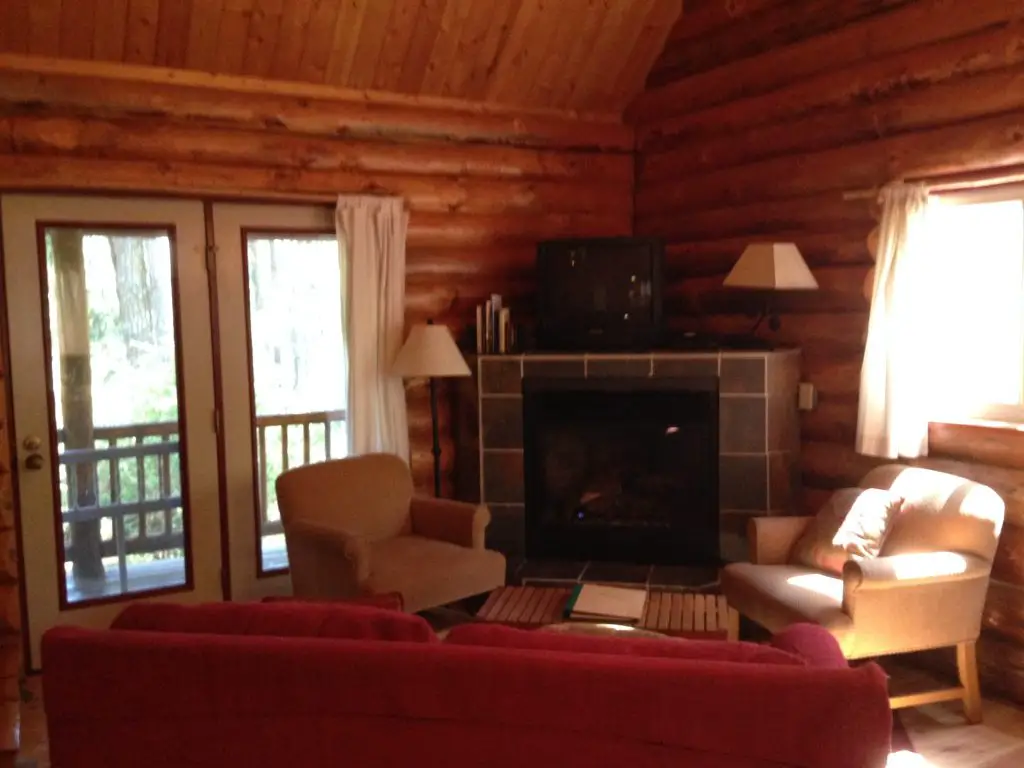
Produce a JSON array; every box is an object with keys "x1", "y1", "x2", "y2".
[{"x1": 455, "y1": 349, "x2": 801, "y2": 564}]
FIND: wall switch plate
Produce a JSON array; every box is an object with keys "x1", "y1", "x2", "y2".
[{"x1": 798, "y1": 382, "x2": 818, "y2": 411}]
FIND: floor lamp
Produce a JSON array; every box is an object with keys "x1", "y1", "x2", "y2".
[{"x1": 391, "y1": 320, "x2": 471, "y2": 497}]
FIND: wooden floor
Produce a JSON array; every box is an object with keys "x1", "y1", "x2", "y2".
[{"x1": 16, "y1": 665, "x2": 1024, "y2": 767}]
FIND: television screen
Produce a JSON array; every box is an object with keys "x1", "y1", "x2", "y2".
[{"x1": 535, "y1": 237, "x2": 664, "y2": 351}]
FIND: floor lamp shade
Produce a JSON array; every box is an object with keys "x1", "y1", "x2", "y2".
[
  {"x1": 391, "y1": 322, "x2": 470, "y2": 496},
  {"x1": 391, "y1": 323, "x2": 471, "y2": 378}
]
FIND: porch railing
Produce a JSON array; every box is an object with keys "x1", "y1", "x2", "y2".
[{"x1": 58, "y1": 409, "x2": 346, "y2": 590}]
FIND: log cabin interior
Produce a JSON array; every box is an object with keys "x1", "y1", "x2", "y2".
[{"x1": 1, "y1": 1, "x2": 1024, "y2": 765}]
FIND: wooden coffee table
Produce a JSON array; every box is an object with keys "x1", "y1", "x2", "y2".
[{"x1": 476, "y1": 585, "x2": 739, "y2": 641}]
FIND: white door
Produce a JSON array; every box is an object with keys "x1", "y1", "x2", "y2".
[
  {"x1": 1, "y1": 195, "x2": 223, "y2": 668},
  {"x1": 211, "y1": 203, "x2": 348, "y2": 601}
]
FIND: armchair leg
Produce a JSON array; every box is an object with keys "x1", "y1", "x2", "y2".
[{"x1": 957, "y1": 640, "x2": 983, "y2": 724}]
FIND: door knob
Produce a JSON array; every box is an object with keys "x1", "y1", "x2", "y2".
[
  {"x1": 22, "y1": 436, "x2": 42, "y2": 451},
  {"x1": 24, "y1": 454, "x2": 44, "y2": 471}
]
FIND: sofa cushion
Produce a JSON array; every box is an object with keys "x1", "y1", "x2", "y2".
[
  {"x1": 111, "y1": 601, "x2": 436, "y2": 642},
  {"x1": 445, "y1": 623, "x2": 806, "y2": 666},
  {"x1": 721, "y1": 564, "x2": 853, "y2": 650},
  {"x1": 791, "y1": 488, "x2": 903, "y2": 575},
  {"x1": 366, "y1": 535, "x2": 505, "y2": 613}
]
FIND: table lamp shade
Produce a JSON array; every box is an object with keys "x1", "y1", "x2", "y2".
[
  {"x1": 392, "y1": 323, "x2": 471, "y2": 378},
  {"x1": 724, "y1": 243, "x2": 819, "y2": 290}
]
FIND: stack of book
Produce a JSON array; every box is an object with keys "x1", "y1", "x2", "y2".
[{"x1": 476, "y1": 293, "x2": 515, "y2": 354}]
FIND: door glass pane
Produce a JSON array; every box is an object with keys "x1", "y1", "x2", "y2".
[
  {"x1": 246, "y1": 234, "x2": 347, "y2": 572},
  {"x1": 44, "y1": 227, "x2": 187, "y2": 604}
]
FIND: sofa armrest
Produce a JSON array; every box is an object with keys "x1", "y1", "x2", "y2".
[
  {"x1": 286, "y1": 520, "x2": 371, "y2": 597},
  {"x1": 748, "y1": 516, "x2": 812, "y2": 565},
  {"x1": 841, "y1": 552, "x2": 992, "y2": 656},
  {"x1": 409, "y1": 497, "x2": 490, "y2": 549}
]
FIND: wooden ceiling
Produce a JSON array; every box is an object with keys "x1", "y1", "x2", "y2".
[{"x1": 0, "y1": 0, "x2": 683, "y2": 114}]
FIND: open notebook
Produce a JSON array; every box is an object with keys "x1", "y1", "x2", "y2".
[{"x1": 563, "y1": 584, "x2": 648, "y2": 624}]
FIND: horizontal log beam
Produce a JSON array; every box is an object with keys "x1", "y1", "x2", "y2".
[
  {"x1": 0, "y1": 54, "x2": 634, "y2": 151},
  {"x1": 638, "y1": 110, "x2": 1024, "y2": 215},
  {"x1": 633, "y1": 0, "x2": 1024, "y2": 131},
  {"x1": 636, "y1": 195, "x2": 876, "y2": 243},
  {"x1": 648, "y1": 0, "x2": 913, "y2": 88},
  {"x1": 0, "y1": 113, "x2": 633, "y2": 184},
  {"x1": 663, "y1": 232, "x2": 873, "y2": 277},
  {"x1": 0, "y1": 153, "x2": 630, "y2": 220},
  {"x1": 645, "y1": 61, "x2": 1024, "y2": 179}
]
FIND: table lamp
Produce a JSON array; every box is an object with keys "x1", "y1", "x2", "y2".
[
  {"x1": 723, "y1": 242, "x2": 818, "y2": 342},
  {"x1": 391, "y1": 320, "x2": 471, "y2": 497}
]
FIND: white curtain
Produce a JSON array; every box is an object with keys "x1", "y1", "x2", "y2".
[
  {"x1": 336, "y1": 195, "x2": 410, "y2": 461},
  {"x1": 856, "y1": 183, "x2": 935, "y2": 459}
]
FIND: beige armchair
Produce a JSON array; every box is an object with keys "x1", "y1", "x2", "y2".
[
  {"x1": 276, "y1": 454, "x2": 506, "y2": 613},
  {"x1": 722, "y1": 464, "x2": 1005, "y2": 722}
]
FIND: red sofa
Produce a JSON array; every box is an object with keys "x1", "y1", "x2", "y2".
[{"x1": 43, "y1": 602, "x2": 892, "y2": 768}]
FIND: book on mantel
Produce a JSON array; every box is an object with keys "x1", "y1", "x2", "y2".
[{"x1": 563, "y1": 584, "x2": 648, "y2": 624}]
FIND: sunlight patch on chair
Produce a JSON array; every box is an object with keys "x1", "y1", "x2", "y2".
[
  {"x1": 888, "y1": 552, "x2": 967, "y2": 580},
  {"x1": 785, "y1": 573, "x2": 843, "y2": 600}
]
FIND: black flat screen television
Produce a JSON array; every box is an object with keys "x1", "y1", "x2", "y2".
[{"x1": 535, "y1": 237, "x2": 664, "y2": 351}]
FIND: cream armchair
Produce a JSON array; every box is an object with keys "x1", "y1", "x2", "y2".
[
  {"x1": 722, "y1": 464, "x2": 1005, "y2": 722},
  {"x1": 276, "y1": 454, "x2": 506, "y2": 613}
]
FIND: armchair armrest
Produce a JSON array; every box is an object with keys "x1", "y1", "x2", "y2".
[
  {"x1": 748, "y1": 516, "x2": 812, "y2": 564},
  {"x1": 410, "y1": 497, "x2": 491, "y2": 549},
  {"x1": 286, "y1": 520, "x2": 371, "y2": 598},
  {"x1": 840, "y1": 552, "x2": 992, "y2": 657}
]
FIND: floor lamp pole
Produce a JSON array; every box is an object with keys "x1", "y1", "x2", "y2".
[{"x1": 429, "y1": 375, "x2": 442, "y2": 497}]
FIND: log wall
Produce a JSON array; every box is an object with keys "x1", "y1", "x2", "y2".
[
  {"x1": 631, "y1": 0, "x2": 1024, "y2": 703},
  {"x1": 0, "y1": 57, "x2": 634, "y2": 498}
]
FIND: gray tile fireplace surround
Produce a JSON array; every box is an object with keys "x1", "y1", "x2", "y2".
[{"x1": 469, "y1": 350, "x2": 801, "y2": 564}]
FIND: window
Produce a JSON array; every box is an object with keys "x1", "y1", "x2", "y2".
[{"x1": 920, "y1": 189, "x2": 1024, "y2": 423}]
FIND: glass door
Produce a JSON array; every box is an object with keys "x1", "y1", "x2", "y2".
[
  {"x1": 1, "y1": 195, "x2": 223, "y2": 668},
  {"x1": 211, "y1": 203, "x2": 347, "y2": 601}
]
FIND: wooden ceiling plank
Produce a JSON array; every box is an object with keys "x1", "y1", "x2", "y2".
[
  {"x1": 28, "y1": 0, "x2": 62, "y2": 56},
  {"x1": 324, "y1": 0, "x2": 369, "y2": 86},
  {"x1": 462, "y1": 0, "x2": 522, "y2": 100},
  {"x1": 446, "y1": 0, "x2": 512, "y2": 98},
  {"x1": 609, "y1": 0, "x2": 681, "y2": 111},
  {"x1": 420, "y1": 0, "x2": 476, "y2": 96},
  {"x1": 346, "y1": 0, "x2": 394, "y2": 89},
  {"x1": 270, "y1": 0, "x2": 314, "y2": 80},
  {"x1": 497, "y1": 0, "x2": 566, "y2": 106},
  {"x1": 296, "y1": 0, "x2": 344, "y2": 82},
  {"x1": 484, "y1": 0, "x2": 542, "y2": 102},
  {"x1": 567, "y1": 0, "x2": 633, "y2": 110},
  {"x1": 544, "y1": 0, "x2": 606, "y2": 109},
  {"x1": 155, "y1": 0, "x2": 194, "y2": 69},
  {"x1": 396, "y1": 0, "x2": 447, "y2": 94},
  {"x1": 0, "y1": 0, "x2": 31, "y2": 54},
  {"x1": 528, "y1": 0, "x2": 593, "y2": 108},
  {"x1": 214, "y1": 0, "x2": 256, "y2": 75},
  {"x1": 0, "y1": 2, "x2": 17, "y2": 53},
  {"x1": 124, "y1": 0, "x2": 161, "y2": 64},
  {"x1": 59, "y1": 0, "x2": 96, "y2": 59},
  {"x1": 185, "y1": 0, "x2": 224, "y2": 70},
  {"x1": 242, "y1": 0, "x2": 285, "y2": 78},
  {"x1": 93, "y1": 0, "x2": 131, "y2": 61},
  {"x1": 371, "y1": 0, "x2": 421, "y2": 92}
]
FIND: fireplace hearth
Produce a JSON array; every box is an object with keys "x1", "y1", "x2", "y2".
[
  {"x1": 460, "y1": 350, "x2": 801, "y2": 565},
  {"x1": 522, "y1": 376, "x2": 719, "y2": 566}
]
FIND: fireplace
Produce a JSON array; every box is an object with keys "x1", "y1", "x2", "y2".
[{"x1": 522, "y1": 376, "x2": 719, "y2": 566}]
